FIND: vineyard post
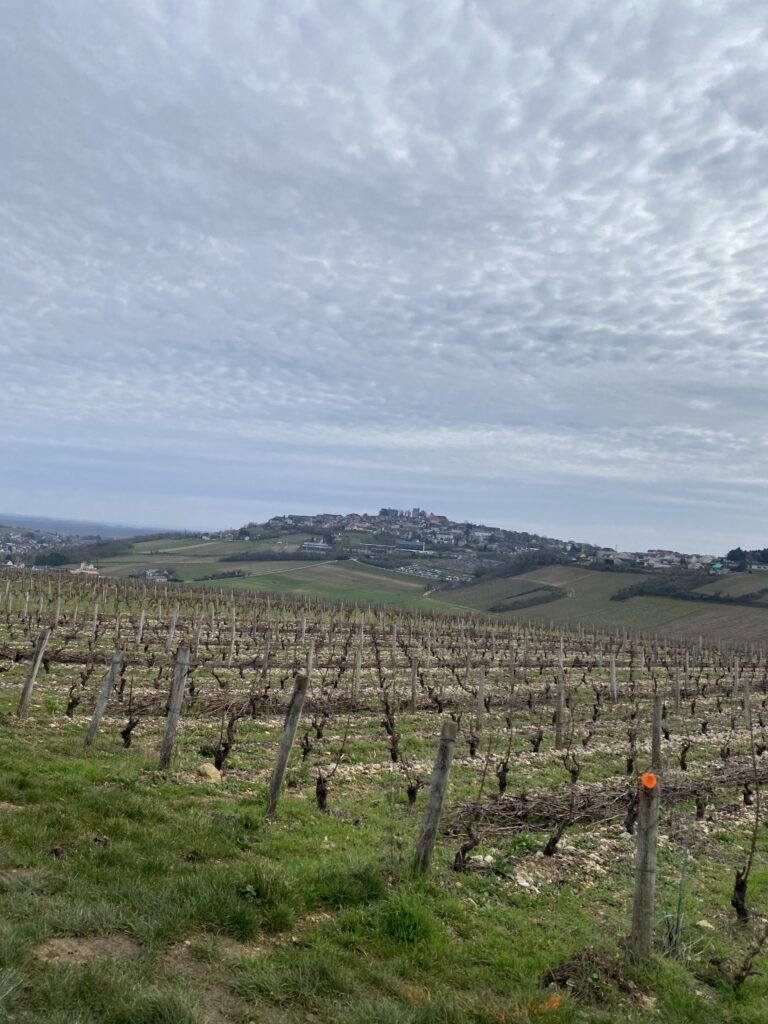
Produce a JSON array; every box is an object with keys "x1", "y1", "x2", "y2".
[
  {"x1": 609, "y1": 654, "x2": 617, "y2": 701},
  {"x1": 17, "y1": 628, "x2": 51, "y2": 720},
  {"x1": 261, "y1": 630, "x2": 271, "y2": 679},
  {"x1": 476, "y1": 665, "x2": 485, "y2": 727},
  {"x1": 629, "y1": 772, "x2": 660, "y2": 958},
  {"x1": 411, "y1": 657, "x2": 419, "y2": 712},
  {"x1": 414, "y1": 720, "x2": 458, "y2": 872},
  {"x1": 159, "y1": 645, "x2": 190, "y2": 770},
  {"x1": 136, "y1": 606, "x2": 146, "y2": 645},
  {"x1": 165, "y1": 605, "x2": 179, "y2": 653},
  {"x1": 266, "y1": 672, "x2": 309, "y2": 816},
  {"x1": 651, "y1": 693, "x2": 663, "y2": 773},
  {"x1": 227, "y1": 606, "x2": 236, "y2": 667},
  {"x1": 85, "y1": 652, "x2": 123, "y2": 746},
  {"x1": 673, "y1": 667, "x2": 681, "y2": 710},
  {"x1": 353, "y1": 644, "x2": 361, "y2": 698},
  {"x1": 193, "y1": 614, "x2": 202, "y2": 657},
  {"x1": 554, "y1": 665, "x2": 566, "y2": 748},
  {"x1": 743, "y1": 676, "x2": 753, "y2": 731}
]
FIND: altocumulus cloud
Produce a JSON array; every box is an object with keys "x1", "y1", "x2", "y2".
[{"x1": 1, "y1": 0, "x2": 768, "y2": 551}]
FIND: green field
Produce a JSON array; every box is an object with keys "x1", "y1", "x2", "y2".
[
  {"x1": 199, "y1": 561, "x2": 458, "y2": 610},
  {"x1": 695, "y1": 572, "x2": 768, "y2": 600},
  {"x1": 437, "y1": 575, "x2": 562, "y2": 613},
  {"x1": 88, "y1": 538, "x2": 456, "y2": 611},
  {"x1": 439, "y1": 566, "x2": 768, "y2": 642}
]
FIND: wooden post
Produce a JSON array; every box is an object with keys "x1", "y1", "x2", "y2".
[
  {"x1": 261, "y1": 631, "x2": 271, "y2": 679},
  {"x1": 136, "y1": 607, "x2": 146, "y2": 645},
  {"x1": 673, "y1": 667, "x2": 681, "y2": 710},
  {"x1": 414, "y1": 720, "x2": 458, "y2": 872},
  {"x1": 17, "y1": 628, "x2": 51, "y2": 720},
  {"x1": 629, "y1": 773, "x2": 660, "y2": 958},
  {"x1": 193, "y1": 614, "x2": 203, "y2": 657},
  {"x1": 609, "y1": 653, "x2": 617, "y2": 701},
  {"x1": 743, "y1": 676, "x2": 753, "y2": 731},
  {"x1": 651, "y1": 694, "x2": 663, "y2": 773},
  {"x1": 554, "y1": 666, "x2": 566, "y2": 748},
  {"x1": 165, "y1": 605, "x2": 179, "y2": 653},
  {"x1": 410, "y1": 657, "x2": 419, "y2": 712},
  {"x1": 159, "y1": 645, "x2": 190, "y2": 770},
  {"x1": 266, "y1": 672, "x2": 309, "y2": 816},
  {"x1": 476, "y1": 665, "x2": 485, "y2": 726},
  {"x1": 226, "y1": 606, "x2": 236, "y2": 667},
  {"x1": 353, "y1": 644, "x2": 362, "y2": 698},
  {"x1": 85, "y1": 652, "x2": 123, "y2": 746}
]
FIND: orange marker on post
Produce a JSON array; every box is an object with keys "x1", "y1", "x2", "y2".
[{"x1": 630, "y1": 771, "x2": 661, "y2": 958}]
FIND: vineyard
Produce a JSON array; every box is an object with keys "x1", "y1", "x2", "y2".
[{"x1": 1, "y1": 568, "x2": 767, "y2": 1024}]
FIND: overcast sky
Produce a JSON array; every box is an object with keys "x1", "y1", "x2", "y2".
[{"x1": 2, "y1": 1, "x2": 767, "y2": 553}]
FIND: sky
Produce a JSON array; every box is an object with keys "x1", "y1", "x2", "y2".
[{"x1": 2, "y1": 0, "x2": 768, "y2": 554}]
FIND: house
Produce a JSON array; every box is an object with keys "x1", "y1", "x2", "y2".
[{"x1": 71, "y1": 562, "x2": 99, "y2": 576}]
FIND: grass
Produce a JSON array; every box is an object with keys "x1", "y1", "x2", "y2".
[
  {"x1": 1, "y1": 681, "x2": 767, "y2": 1022},
  {"x1": 3, "y1": 570, "x2": 768, "y2": 1021},
  {"x1": 202, "y1": 561, "x2": 457, "y2": 610},
  {"x1": 92, "y1": 538, "x2": 457, "y2": 611}
]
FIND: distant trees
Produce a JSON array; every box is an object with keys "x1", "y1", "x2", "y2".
[
  {"x1": 34, "y1": 551, "x2": 68, "y2": 566},
  {"x1": 727, "y1": 547, "x2": 768, "y2": 566},
  {"x1": 611, "y1": 572, "x2": 768, "y2": 606},
  {"x1": 472, "y1": 545, "x2": 567, "y2": 582}
]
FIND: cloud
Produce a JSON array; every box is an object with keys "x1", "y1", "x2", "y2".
[{"x1": 1, "y1": 0, "x2": 768, "y2": 550}]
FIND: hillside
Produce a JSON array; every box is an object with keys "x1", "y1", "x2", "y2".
[
  {"x1": 52, "y1": 534, "x2": 768, "y2": 641},
  {"x1": 87, "y1": 538, "x2": 458, "y2": 611},
  {"x1": 439, "y1": 566, "x2": 768, "y2": 642}
]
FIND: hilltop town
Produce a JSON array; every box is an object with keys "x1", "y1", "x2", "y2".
[
  {"x1": 3, "y1": 507, "x2": 759, "y2": 582},
  {"x1": 236, "y1": 507, "x2": 730, "y2": 574}
]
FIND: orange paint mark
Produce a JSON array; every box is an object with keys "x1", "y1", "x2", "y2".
[
  {"x1": 536, "y1": 994, "x2": 564, "y2": 1012},
  {"x1": 641, "y1": 772, "x2": 657, "y2": 790}
]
